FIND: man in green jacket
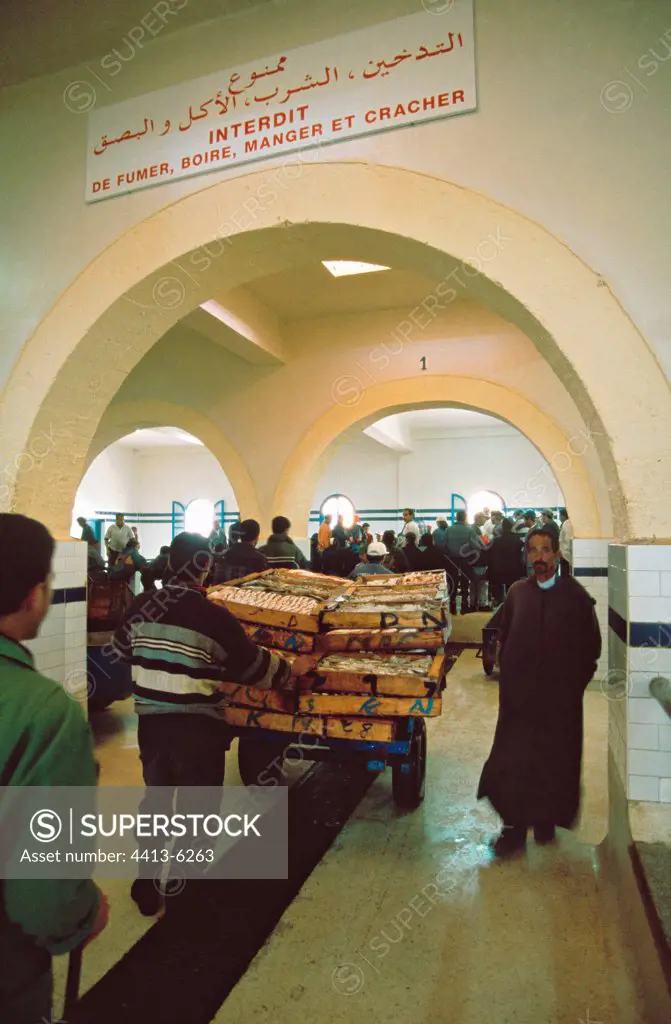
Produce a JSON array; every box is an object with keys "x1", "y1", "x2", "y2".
[
  {"x1": 259, "y1": 516, "x2": 308, "y2": 568},
  {"x1": 0, "y1": 514, "x2": 108, "y2": 1023}
]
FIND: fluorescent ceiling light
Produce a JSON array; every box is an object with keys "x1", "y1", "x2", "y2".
[{"x1": 321, "y1": 260, "x2": 390, "y2": 277}]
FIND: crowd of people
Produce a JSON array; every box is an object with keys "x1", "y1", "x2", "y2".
[
  {"x1": 78, "y1": 506, "x2": 574, "y2": 615},
  {"x1": 308, "y1": 506, "x2": 573, "y2": 614}
]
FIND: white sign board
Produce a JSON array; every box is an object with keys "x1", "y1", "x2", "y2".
[{"x1": 86, "y1": 2, "x2": 476, "y2": 203}]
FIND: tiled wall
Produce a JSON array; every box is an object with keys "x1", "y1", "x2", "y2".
[
  {"x1": 24, "y1": 540, "x2": 88, "y2": 707},
  {"x1": 608, "y1": 543, "x2": 671, "y2": 804},
  {"x1": 573, "y1": 538, "x2": 610, "y2": 686}
]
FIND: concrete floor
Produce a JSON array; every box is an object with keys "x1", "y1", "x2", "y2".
[{"x1": 53, "y1": 638, "x2": 648, "y2": 1023}]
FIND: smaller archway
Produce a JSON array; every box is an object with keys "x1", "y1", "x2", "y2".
[{"x1": 74, "y1": 424, "x2": 239, "y2": 557}]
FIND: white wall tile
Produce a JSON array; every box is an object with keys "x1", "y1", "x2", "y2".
[
  {"x1": 628, "y1": 724, "x2": 659, "y2": 750},
  {"x1": 661, "y1": 573, "x2": 671, "y2": 598},
  {"x1": 628, "y1": 749, "x2": 671, "y2": 776},
  {"x1": 627, "y1": 571, "x2": 661, "y2": 598},
  {"x1": 36, "y1": 650, "x2": 66, "y2": 672},
  {"x1": 658, "y1": 726, "x2": 671, "y2": 752},
  {"x1": 627, "y1": 546, "x2": 671, "y2": 571},
  {"x1": 629, "y1": 698, "x2": 670, "y2": 725},
  {"x1": 629, "y1": 646, "x2": 671, "y2": 674},
  {"x1": 630, "y1": 597, "x2": 671, "y2": 622},
  {"x1": 628, "y1": 672, "x2": 660, "y2": 699},
  {"x1": 628, "y1": 775, "x2": 660, "y2": 801},
  {"x1": 660, "y1": 779, "x2": 671, "y2": 803}
]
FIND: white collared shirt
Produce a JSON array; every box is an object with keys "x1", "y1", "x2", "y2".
[{"x1": 105, "y1": 523, "x2": 135, "y2": 552}]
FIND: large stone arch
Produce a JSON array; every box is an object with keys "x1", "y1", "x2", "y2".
[
  {"x1": 1, "y1": 161, "x2": 668, "y2": 537},
  {"x1": 82, "y1": 400, "x2": 261, "y2": 522},
  {"x1": 272, "y1": 377, "x2": 605, "y2": 538}
]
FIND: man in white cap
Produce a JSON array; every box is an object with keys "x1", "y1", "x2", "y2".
[{"x1": 349, "y1": 541, "x2": 394, "y2": 578}]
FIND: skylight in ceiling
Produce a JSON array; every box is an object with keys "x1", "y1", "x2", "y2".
[{"x1": 321, "y1": 260, "x2": 390, "y2": 277}]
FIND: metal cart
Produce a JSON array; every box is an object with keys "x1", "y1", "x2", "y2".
[{"x1": 235, "y1": 712, "x2": 430, "y2": 810}]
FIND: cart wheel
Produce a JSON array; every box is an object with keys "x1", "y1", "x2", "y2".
[
  {"x1": 482, "y1": 642, "x2": 496, "y2": 676},
  {"x1": 393, "y1": 718, "x2": 427, "y2": 810},
  {"x1": 238, "y1": 735, "x2": 286, "y2": 786}
]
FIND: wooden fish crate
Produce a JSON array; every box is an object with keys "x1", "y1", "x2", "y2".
[
  {"x1": 238, "y1": 620, "x2": 316, "y2": 653},
  {"x1": 320, "y1": 596, "x2": 448, "y2": 632},
  {"x1": 221, "y1": 705, "x2": 324, "y2": 736},
  {"x1": 309, "y1": 651, "x2": 446, "y2": 698},
  {"x1": 298, "y1": 693, "x2": 442, "y2": 718},
  {"x1": 353, "y1": 569, "x2": 448, "y2": 592},
  {"x1": 317, "y1": 627, "x2": 445, "y2": 653},
  {"x1": 209, "y1": 568, "x2": 352, "y2": 633}
]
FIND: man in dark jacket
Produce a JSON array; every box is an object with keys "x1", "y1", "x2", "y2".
[
  {"x1": 259, "y1": 516, "x2": 308, "y2": 567},
  {"x1": 433, "y1": 517, "x2": 449, "y2": 552},
  {"x1": 487, "y1": 518, "x2": 524, "y2": 606},
  {"x1": 0, "y1": 515, "x2": 108, "y2": 1021},
  {"x1": 112, "y1": 531, "x2": 315, "y2": 914},
  {"x1": 77, "y1": 515, "x2": 97, "y2": 546},
  {"x1": 478, "y1": 526, "x2": 601, "y2": 857},
  {"x1": 220, "y1": 519, "x2": 269, "y2": 581}
]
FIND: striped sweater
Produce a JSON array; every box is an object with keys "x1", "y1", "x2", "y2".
[{"x1": 111, "y1": 583, "x2": 291, "y2": 715}]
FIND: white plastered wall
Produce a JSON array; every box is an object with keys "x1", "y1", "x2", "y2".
[{"x1": 1, "y1": 2, "x2": 670, "y2": 539}]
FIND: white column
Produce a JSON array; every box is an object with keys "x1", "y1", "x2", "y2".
[
  {"x1": 24, "y1": 539, "x2": 89, "y2": 713},
  {"x1": 607, "y1": 543, "x2": 671, "y2": 803},
  {"x1": 572, "y1": 538, "x2": 610, "y2": 685}
]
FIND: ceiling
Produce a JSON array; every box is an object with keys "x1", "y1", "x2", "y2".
[
  {"x1": 245, "y1": 266, "x2": 451, "y2": 321},
  {"x1": 113, "y1": 427, "x2": 204, "y2": 449},
  {"x1": 1, "y1": 0, "x2": 276, "y2": 88},
  {"x1": 373, "y1": 409, "x2": 514, "y2": 433}
]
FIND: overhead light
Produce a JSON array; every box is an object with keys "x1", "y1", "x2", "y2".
[{"x1": 321, "y1": 260, "x2": 390, "y2": 277}]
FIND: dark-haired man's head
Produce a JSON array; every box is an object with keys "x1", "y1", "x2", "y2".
[
  {"x1": 559, "y1": 508, "x2": 569, "y2": 522},
  {"x1": 0, "y1": 514, "x2": 54, "y2": 641},
  {"x1": 526, "y1": 527, "x2": 559, "y2": 582},
  {"x1": 382, "y1": 530, "x2": 396, "y2": 550},
  {"x1": 272, "y1": 516, "x2": 291, "y2": 536},
  {"x1": 501, "y1": 517, "x2": 513, "y2": 534},
  {"x1": 115, "y1": 513, "x2": 124, "y2": 527},
  {"x1": 402, "y1": 508, "x2": 415, "y2": 522},
  {"x1": 455, "y1": 510, "x2": 467, "y2": 523},
  {"x1": 420, "y1": 532, "x2": 433, "y2": 548},
  {"x1": 541, "y1": 509, "x2": 555, "y2": 525},
  {"x1": 238, "y1": 519, "x2": 261, "y2": 546},
  {"x1": 125, "y1": 539, "x2": 138, "y2": 551},
  {"x1": 405, "y1": 532, "x2": 417, "y2": 547},
  {"x1": 76, "y1": 516, "x2": 87, "y2": 527},
  {"x1": 492, "y1": 510, "x2": 503, "y2": 523},
  {"x1": 168, "y1": 532, "x2": 213, "y2": 584},
  {"x1": 524, "y1": 511, "x2": 536, "y2": 526}
]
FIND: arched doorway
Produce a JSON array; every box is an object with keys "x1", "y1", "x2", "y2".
[
  {"x1": 274, "y1": 379, "x2": 605, "y2": 539},
  {"x1": 2, "y1": 162, "x2": 668, "y2": 538},
  {"x1": 74, "y1": 421, "x2": 240, "y2": 557}
]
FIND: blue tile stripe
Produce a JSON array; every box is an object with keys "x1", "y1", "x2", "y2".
[
  {"x1": 609, "y1": 607, "x2": 627, "y2": 644},
  {"x1": 574, "y1": 567, "x2": 608, "y2": 577},
  {"x1": 51, "y1": 586, "x2": 87, "y2": 606},
  {"x1": 608, "y1": 605, "x2": 671, "y2": 648}
]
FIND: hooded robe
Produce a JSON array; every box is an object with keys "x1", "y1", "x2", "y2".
[{"x1": 477, "y1": 573, "x2": 601, "y2": 828}]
